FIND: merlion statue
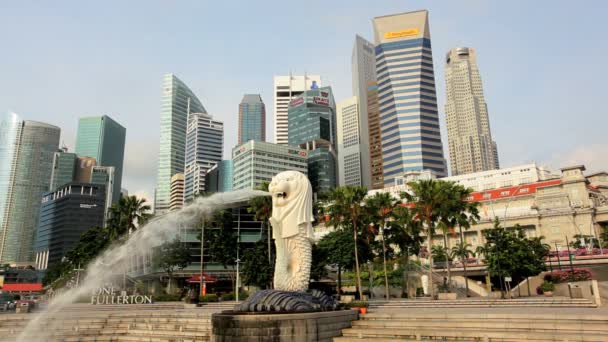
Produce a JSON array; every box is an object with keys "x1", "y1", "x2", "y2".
[
  {"x1": 269, "y1": 170, "x2": 314, "y2": 292},
  {"x1": 234, "y1": 171, "x2": 336, "y2": 312}
]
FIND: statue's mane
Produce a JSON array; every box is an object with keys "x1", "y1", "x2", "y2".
[{"x1": 270, "y1": 171, "x2": 314, "y2": 240}]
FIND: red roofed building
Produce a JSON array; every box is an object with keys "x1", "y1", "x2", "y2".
[{"x1": 1, "y1": 283, "x2": 43, "y2": 293}]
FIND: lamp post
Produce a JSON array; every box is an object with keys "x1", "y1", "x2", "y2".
[
  {"x1": 235, "y1": 258, "x2": 241, "y2": 302},
  {"x1": 367, "y1": 261, "x2": 373, "y2": 300},
  {"x1": 200, "y1": 217, "x2": 206, "y2": 297}
]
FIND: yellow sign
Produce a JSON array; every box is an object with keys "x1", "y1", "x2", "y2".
[{"x1": 384, "y1": 28, "x2": 420, "y2": 39}]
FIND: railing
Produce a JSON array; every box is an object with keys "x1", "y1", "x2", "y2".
[{"x1": 409, "y1": 262, "x2": 468, "y2": 298}]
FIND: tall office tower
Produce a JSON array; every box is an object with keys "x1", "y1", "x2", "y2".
[
  {"x1": 155, "y1": 74, "x2": 207, "y2": 214},
  {"x1": 232, "y1": 141, "x2": 308, "y2": 191},
  {"x1": 336, "y1": 96, "x2": 363, "y2": 186},
  {"x1": 351, "y1": 35, "x2": 376, "y2": 188},
  {"x1": 0, "y1": 113, "x2": 60, "y2": 264},
  {"x1": 75, "y1": 115, "x2": 126, "y2": 203},
  {"x1": 288, "y1": 87, "x2": 337, "y2": 194},
  {"x1": 373, "y1": 10, "x2": 447, "y2": 187},
  {"x1": 367, "y1": 81, "x2": 384, "y2": 189},
  {"x1": 49, "y1": 150, "x2": 97, "y2": 190},
  {"x1": 238, "y1": 94, "x2": 266, "y2": 145},
  {"x1": 273, "y1": 74, "x2": 321, "y2": 145},
  {"x1": 90, "y1": 165, "x2": 115, "y2": 222},
  {"x1": 205, "y1": 160, "x2": 234, "y2": 193},
  {"x1": 34, "y1": 182, "x2": 106, "y2": 270},
  {"x1": 169, "y1": 173, "x2": 184, "y2": 212},
  {"x1": 445, "y1": 47, "x2": 499, "y2": 175},
  {"x1": 184, "y1": 113, "x2": 223, "y2": 202}
]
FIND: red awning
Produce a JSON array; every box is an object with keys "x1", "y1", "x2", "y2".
[
  {"x1": 186, "y1": 274, "x2": 217, "y2": 284},
  {"x1": 2, "y1": 283, "x2": 43, "y2": 292}
]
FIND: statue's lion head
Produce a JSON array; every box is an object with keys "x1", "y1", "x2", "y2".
[{"x1": 268, "y1": 171, "x2": 314, "y2": 239}]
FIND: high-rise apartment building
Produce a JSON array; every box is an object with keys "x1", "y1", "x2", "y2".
[
  {"x1": 373, "y1": 10, "x2": 447, "y2": 186},
  {"x1": 169, "y1": 173, "x2": 184, "y2": 212},
  {"x1": 238, "y1": 94, "x2": 266, "y2": 145},
  {"x1": 445, "y1": 47, "x2": 499, "y2": 175},
  {"x1": 337, "y1": 96, "x2": 363, "y2": 186},
  {"x1": 206, "y1": 160, "x2": 233, "y2": 193},
  {"x1": 288, "y1": 87, "x2": 337, "y2": 194},
  {"x1": 352, "y1": 35, "x2": 376, "y2": 188},
  {"x1": 273, "y1": 74, "x2": 321, "y2": 145},
  {"x1": 184, "y1": 113, "x2": 223, "y2": 202},
  {"x1": 75, "y1": 115, "x2": 126, "y2": 203},
  {"x1": 232, "y1": 141, "x2": 308, "y2": 191},
  {"x1": 34, "y1": 182, "x2": 106, "y2": 270},
  {"x1": 367, "y1": 81, "x2": 384, "y2": 189},
  {"x1": 0, "y1": 113, "x2": 60, "y2": 263},
  {"x1": 155, "y1": 74, "x2": 207, "y2": 214}
]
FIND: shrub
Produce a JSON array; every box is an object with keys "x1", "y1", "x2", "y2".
[
  {"x1": 540, "y1": 281, "x2": 555, "y2": 292},
  {"x1": 544, "y1": 269, "x2": 592, "y2": 283},
  {"x1": 536, "y1": 286, "x2": 543, "y2": 295},
  {"x1": 221, "y1": 293, "x2": 235, "y2": 301},
  {"x1": 346, "y1": 301, "x2": 368, "y2": 308},
  {"x1": 154, "y1": 294, "x2": 181, "y2": 302},
  {"x1": 200, "y1": 294, "x2": 219, "y2": 302}
]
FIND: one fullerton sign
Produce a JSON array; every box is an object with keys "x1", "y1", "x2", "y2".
[{"x1": 90, "y1": 286, "x2": 152, "y2": 305}]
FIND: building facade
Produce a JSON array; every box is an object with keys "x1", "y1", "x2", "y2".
[
  {"x1": 288, "y1": 86, "x2": 337, "y2": 194},
  {"x1": 445, "y1": 47, "x2": 499, "y2": 175},
  {"x1": 155, "y1": 74, "x2": 207, "y2": 214},
  {"x1": 367, "y1": 81, "x2": 384, "y2": 189},
  {"x1": 373, "y1": 10, "x2": 447, "y2": 187},
  {"x1": 0, "y1": 113, "x2": 60, "y2": 264},
  {"x1": 352, "y1": 35, "x2": 376, "y2": 188},
  {"x1": 206, "y1": 160, "x2": 233, "y2": 193},
  {"x1": 50, "y1": 150, "x2": 97, "y2": 191},
  {"x1": 337, "y1": 96, "x2": 363, "y2": 186},
  {"x1": 238, "y1": 94, "x2": 266, "y2": 145},
  {"x1": 169, "y1": 173, "x2": 184, "y2": 212},
  {"x1": 273, "y1": 74, "x2": 321, "y2": 145},
  {"x1": 232, "y1": 141, "x2": 308, "y2": 191},
  {"x1": 34, "y1": 182, "x2": 106, "y2": 270},
  {"x1": 75, "y1": 115, "x2": 125, "y2": 203},
  {"x1": 184, "y1": 112, "x2": 223, "y2": 202}
]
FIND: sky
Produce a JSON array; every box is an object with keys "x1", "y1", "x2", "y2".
[{"x1": 1, "y1": 0, "x2": 607, "y2": 204}]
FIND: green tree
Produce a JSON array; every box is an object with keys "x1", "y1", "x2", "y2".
[
  {"x1": 248, "y1": 182, "x2": 273, "y2": 267},
  {"x1": 316, "y1": 229, "x2": 372, "y2": 295},
  {"x1": 107, "y1": 195, "x2": 152, "y2": 241},
  {"x1": 241, "y1": 240, "x2": 275, "y2": 289},
  {"x1": 153, "y1": 237, "x2": 192, "y2": 293},
  {"x1": 311, "y1": 244, "x2": 328, "y2": 281},
  {"x1": 205, "y1": 210, "x2": 238, "y2": 286},
  {"x1": 365, "y1": 192, "x2": 400, "y2": 299},
  {"x1": 451, "y1": 241, "x2": 474, "y2": 295},
  {"x1": 323, "y1": 186, "x2": 369, "y2": 299}
]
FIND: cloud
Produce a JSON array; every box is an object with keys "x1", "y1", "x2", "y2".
[
  {"x1": 544, "y1": 144, "x2": 608, "y2": 174},
  {"x1": 121, "y1": 139, "x2": 159, "y2": 203}
]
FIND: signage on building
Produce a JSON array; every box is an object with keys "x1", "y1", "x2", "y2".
[
  {"x1": 290, "y1": 97, "x2": 304, "y2": 107},
  {"x1": 91, "y1": 285, "x2": 152, "y2": 305},
  {"x1": 320, "y1": 91, "x2": 328, "y2": 98},
  {"x1": 313, "y1": 97, "x2": 329, "y2": 106},
  {"x1": 384, "y1": 28, "x2": 420, "y2": 39},
  {"x1": 287, "y1": 149, "x2": 307, "y2": 157},
  {"x1": 80, "y1": 204, "x2": 97, "y2": 209}
]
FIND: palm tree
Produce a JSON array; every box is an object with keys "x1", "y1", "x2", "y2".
[
  {"x1": 248, "y1": 182, "x2": 273, "y2": 266},
  {"x1": 451, "y1": 241, "x2": 474, "y2": 296},
  {"x1": 324, "y1": 186, "x2": 369, "y2": 300},
  {"x1": 107, "y1": 195, "x2": 151, "y2": 241},
  {"x1": 365, "y1": 192, "x2": 400, "y2": 300},
  {"x1": 402, "y1": 179, "x2": 450, "y2": 299}
]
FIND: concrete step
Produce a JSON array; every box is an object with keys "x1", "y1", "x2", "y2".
[{"x1": 128, "y1": 323, "x2": 210, "y2": 331}]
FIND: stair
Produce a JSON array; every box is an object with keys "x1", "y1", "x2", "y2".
[
  {"x1": 369, "y1": 297, "x2": 597, "y2": 309},
  {"x1": 335, "y1": 310, "x2": 608, "y2": 341}
]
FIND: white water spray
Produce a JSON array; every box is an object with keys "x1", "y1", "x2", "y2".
[{"x1": 17, "y1": 189, "x2": 269, "y2": 341}]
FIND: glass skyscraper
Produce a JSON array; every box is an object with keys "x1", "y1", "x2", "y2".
[
  {"x1": 238, "y1": 94, "x2": 266, "y2": 145},
  {"x1": 155, "y1": 74, "x2": 207, "y2": 214},
  {"x1": 373, "y1": 10, "x2": 447, "y2": 186},
  {"x1": 0, "y1": 113, "x2": 60, "y2": 263},
  {"x1": 75, "y1": 115, "x2": 125, "y2": 203},
  {"x1": 206, "y1": 160, "x2": 234, "y2": 193},
  {"x1": 184, "y1": 112, "x2": 223, "y2": 202},
  {"x1": 288, "y1": 86, "x2": 337, "y2": 194}
]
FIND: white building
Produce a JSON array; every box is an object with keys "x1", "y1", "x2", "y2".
[
  {"x1": 273, "y1": 74, "x2": 321, "y2": 145},
  {"x1": 337, "y1": 96, "x2": 363, "y2": 186},
  {"x1": 351, "y1": 35, "x2": 376, "y2": 188},
  {"x1": 445, "y1": 47, "x2": 499, "y2": 175},
  {"x1": 232, "y1": 140, "x2": 308, "y2": 191}
]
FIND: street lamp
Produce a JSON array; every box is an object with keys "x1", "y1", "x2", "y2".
[{"x1": 235, "y1": 258, "x2": 241, "y2": 302}]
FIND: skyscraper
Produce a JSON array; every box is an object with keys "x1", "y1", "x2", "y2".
[
  {"x1": 238, "y1": 94, "x2": 266, "y2": 145},
  {"x1": 351, "y1": 35, "x2": 376, "y2": 188},
  {"x1": 373, "y1": 10, "x2": 447, "y2": 187},
  {"x1": 75, "y1": 115, "x2": 125, "y2": 203},
  {"x1": 367, "y1": 81, "x2": 384, "y2": 189},
  {"x1": 445, "y1": 47, "x2": 499, "y2": 175},
  {"x1": 336, "y1": 96, "x2": 363, "y2": 186},
  {"x1": 49, "y1": 150, "x2": 97, "y2": 191},
  {"x1": 273, "y1": 74, "x2": 321, "y2": 145},
  {"x1": 0, "y1": 113, "x2": 60, "y2": 263},
  {"x1": 169, "y1": 173, "x2": 184, "y2": 212},
  {"x1": 206, "y1": 160, "x2": 234, "y2": 193},
  {"x1": 155, "y1": 74, "x2": 207, "y2": 214},
  {"x1": 184, "y1": 112, "x2": 223, "y2": 202},
  {"x1": 288, "y1": 86, "x2": 337, "y2": 194}
]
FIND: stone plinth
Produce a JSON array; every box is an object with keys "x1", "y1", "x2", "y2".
[{"x1": 211, "y1": 310, "x2": 358, "y2": 342}]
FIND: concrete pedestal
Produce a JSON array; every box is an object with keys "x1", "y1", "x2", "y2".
[{"x1": 211, "y1": 310, "x2": 358, "y2": 342}]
